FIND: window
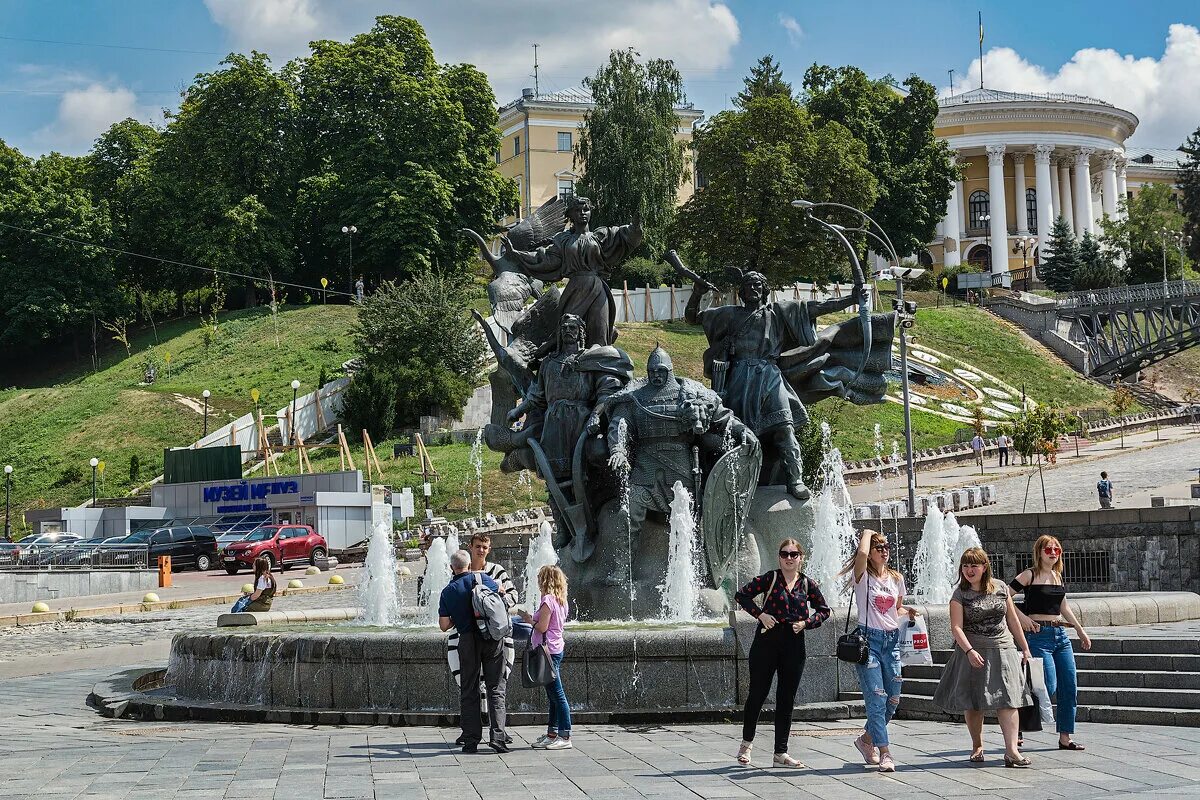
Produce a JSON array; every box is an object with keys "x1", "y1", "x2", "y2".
[
  {"x1": 968, "y1": 190, "x2": 990, "y2": 229},
  {"x1": 1026, "y1": 188, "x2": 1038, "y2": 233},
  {"x1": 557, "y1": 178, "x2": 574, "y2": 201},
  {"x1": 967, "y1": 244, "x2": 991, "y2": 271},
  {"x1": 514, "y1": 135, "x2": 521, "y2": 157},
  {"x1": 494, "y1": 148, "x2": 501, "y2": 164},
  {"x1": 918, "y1": 250, "x2": 933, "y2": 268},
  {"x1": 557, "y1": 131, "x2": 572, "y2": 152}
]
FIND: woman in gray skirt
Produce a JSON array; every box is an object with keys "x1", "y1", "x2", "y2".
[{"x1": 933, "y1": 547, "x2": 1034, "y2": 767}]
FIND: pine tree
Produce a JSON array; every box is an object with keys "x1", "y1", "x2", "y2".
[
  {"x1": 1179, "y1": 126, "x2": 1200, "y2": 264},
  {"x1": 1039, "y1": 215, "x2": 1079, "y2": 292},
  {"x1": 735, "y1": 55, "x2": 792, "y2": 108},
  {"x1": 1072, "y1": 231, "x2": 1125, "y2": 290}
]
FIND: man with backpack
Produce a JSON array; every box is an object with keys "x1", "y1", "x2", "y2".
[{"x1": 439, "y1": 549, "x2": 510, "y2": 753}]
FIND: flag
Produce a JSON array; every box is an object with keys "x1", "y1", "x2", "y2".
[{"x1": 979, "y1": 12, "x2": 984, "y2": 45}]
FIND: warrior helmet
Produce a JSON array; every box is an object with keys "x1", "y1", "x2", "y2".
[{"x1": 647, "y1": 344, "x2": 674, "y2": 373}]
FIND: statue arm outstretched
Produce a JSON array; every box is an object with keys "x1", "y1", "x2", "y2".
[
  {"x1": 663, "y1": 250, "x2": 714, "y2": 324},
  {"x1": 607, "y1": 413, "x2": 632, "y2": 475},
  {"x1": 807, "y1": 284, "x2": 869, "y2": 318}
]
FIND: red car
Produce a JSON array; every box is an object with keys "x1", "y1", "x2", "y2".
[{"x1": 222, "y1": 524, "x2": 327, "y2": 574}]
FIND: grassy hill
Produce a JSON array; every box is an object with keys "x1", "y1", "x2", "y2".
[{"x1": 0, "y1": 305, "x2": 357, "y2": 529}]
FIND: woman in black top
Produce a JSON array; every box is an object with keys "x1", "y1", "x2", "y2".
[
  {"x1": 1009, "y1": 535, "x2": 1092, "y2": 750},
  {"x1": 732, "y1": 538, "x2": 831, "y2": 768}
]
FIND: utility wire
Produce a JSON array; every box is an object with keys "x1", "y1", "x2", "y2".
[
  {"x1": 0, "y1": 221, "x2": 354, "y2": 298},
  {"x1": 0, "y1": 34, "x2": 224, "y2": 56}
]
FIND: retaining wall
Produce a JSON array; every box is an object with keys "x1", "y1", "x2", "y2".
[{"x1": 0, "y1": 569, "x2": 158, "y2": 604}]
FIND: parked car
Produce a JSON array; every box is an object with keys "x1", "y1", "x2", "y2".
[
  {"x1": 112, "y1": 526, "x2": 218, "y2": 571},
  {"x1": 221, "y1": 524, "x2": 327, "y2": 574},
  {"x1": 13, "y1": 532, "x2": 83, "y2": 564},
  {"x1": 215, "y1": 530, "x2": 254, "y2": 556},
  {"x1": 0, "y1": 542, "x2": 21, "y2": 566}
]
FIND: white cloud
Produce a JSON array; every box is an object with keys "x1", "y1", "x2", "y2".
[
  {"x1": 948, "y1": 23, "x2": 1200, "y2": 147},
  {"x1": 778, "y1": 14, "x2": 803, "y2": 46},
  {"x1": 204, "y1": 0, "x2": 740, "y2": 104},
  {"x1": 33, "y1": 84, "x2": 160, "y2": 155}
]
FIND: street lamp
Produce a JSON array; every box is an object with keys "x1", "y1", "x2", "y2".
[
  {"x1": 290, "y1": 379, "x2": 301, "y2": 446},
  {"x1": 89, "y1": 458, "x2": 99, "y2": 506},
  {"x1": 1012, "y1": 236, "x2": 1035, "y2": 290},
  {"x1": 982, "y1": 214, "x2": 993, "y2": 273},
  {"x1": 1170, "y1": 231, "x2": 1190, "y2": 288},
  {"x1": 4, "y1": 465, "x2": 12, "y2": 540},
  {"x1": 791, "y1": 198, "x2": 920, "y2": 532},
  {"x1": 202, "y1": 389, "x2": 211, "y2": 437},
  {"x1": 341, "y1": 225, "x2": 358, "y2": 297}
]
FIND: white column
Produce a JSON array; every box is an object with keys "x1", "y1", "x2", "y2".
[
  {"x1": 1013, "y1": 152, "x2": 1029, "y2": 235},
  {"x1": 1116, "y1": 158, "x2": 1128, "y2": 218},
  {"x1": 943, "y1": 158, "x2": 962, "y2": 267},
  {"x1": 1058, "y1": 159, "x2": 1075, "y2": 234},
  {"x1": 1049, "y1": 153, "x2": 1062, "y2": 223},
  {"x1": 1100, "y1": 153, "x2": 1119, "y2": 220},
  {"x1": 957, "y1": 176, "x2": 967, "y2": 238},
  {"x1": 1033, "y1": 144, "x2": 1055, "y2": 239},
  {"x1": 986, "y1": 144, "x2": 1009, "y2": 277},
  {"x1": 1073, "y1": 148, "x2": 1095, "y2": 236},
  {"x1": 1092, "y1": 174, "x2": 1105, "y2": 231}
]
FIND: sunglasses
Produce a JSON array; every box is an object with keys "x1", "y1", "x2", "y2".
[
  {"x1": 779, "y1": 550, "x2": 802, "y2": 559},
  {"x1": 872, "y1": 544, "x2": 890, "y2": 552},
  {"x1": 1043, "y1": 546, "x2": 1062, "y2": 555}
]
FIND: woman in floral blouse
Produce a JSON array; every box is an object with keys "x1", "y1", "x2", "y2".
[{"x1": 733, "y1": 538, "x2": 831, "y2": 768}]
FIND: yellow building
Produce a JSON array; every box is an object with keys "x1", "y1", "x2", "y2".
[
  {"x1": 496, "y1": 87, "x2": 704, "y2": 222},
  {"x1": 927, "y1": 87, "x2": 1185, "y2": 280}
]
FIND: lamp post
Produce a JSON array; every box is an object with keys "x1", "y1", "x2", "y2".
[
  {"x1": 201, "y1": 389, "x2": 211, "y2": 437},
  {"x1": 89, "y1": 458, "x2": 99, "y2": 506},
  {"x1": 982, "y1": 214, "x2": 993, "y2": 273},
  {"x1": 790, "y1": 198, "x2": 920, "y2": 530},
  {"x1": 1172, "y1": 232, "x2": 1191, "y2": 287},
  {"x1": 290, "y1": 379, "x2": 301, "y2": 446},
  {"x1": 4, "y1": 465, "x2": 12, "y2": 540},
  {"x1": 1161, "y1": 227, "x2": 1170, "y2": 289},
  {"x1": 1013, "y1": 236, "x2": 1035, "y2": 291},
  {"x1": 341, "y1": 225, "x2": 358, "y2": 297}
]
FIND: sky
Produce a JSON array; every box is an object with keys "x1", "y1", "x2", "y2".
[{"x1": 1, "y1": 0, "x2": 1198, "y2": 157}]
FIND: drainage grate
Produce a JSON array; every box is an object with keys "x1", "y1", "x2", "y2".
[{"x1": 791, "y1": 728, "x2": 865, "y2": 737}]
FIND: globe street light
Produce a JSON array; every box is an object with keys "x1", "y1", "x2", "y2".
[
  {"x1": 341, "y1": 225, "x2": 358, "y2": 297},
  {"x1": 202, "y1": 389, "x2": 211, "y2": 437},
  {"x1": 290, "y1": 379, "x2": 301, "y2": 446},
  {"x1": 4, "y1": 464, "x2": 12, "y2": 540},
  {"x1": 982, "y1": 213, "x2": 993, "y2": 273},
  {"x1": 1012, "y1": 236, "x2": 1036, "y2": 291},
  {"x1": 89, "y1": 457, "x2": 99, "y2": 506}
]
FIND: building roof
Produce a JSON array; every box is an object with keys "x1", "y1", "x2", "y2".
[
  {"x1": 1124, "y1": 146, "x2": 1187, "y2": 170},
  {"x1": 939, "y1": 87, "x2": 1113, "y2": 109},
  {"x1": 499, "y1": 85, "x2": 699, "y2": 115}
]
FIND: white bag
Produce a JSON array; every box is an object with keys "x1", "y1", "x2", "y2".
[
  {"x1": 1027, "y1": 657, "x2": 1056, "y2": 724},
  {"x1": 899, "y1": 616, "x2": 933, "y2": 666}
]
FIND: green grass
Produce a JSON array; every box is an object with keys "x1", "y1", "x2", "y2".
[{"x1": 0, "y1": 304, "x2": 357, "y2": 530}]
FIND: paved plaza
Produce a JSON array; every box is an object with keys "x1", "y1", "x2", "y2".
[{"x1": 3, "y1": 665, "x2": 1198, "y2": 800}]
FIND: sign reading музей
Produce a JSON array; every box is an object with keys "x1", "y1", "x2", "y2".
[{"x1": 202, "y1": 479, "x2": 300, "y2": 514}]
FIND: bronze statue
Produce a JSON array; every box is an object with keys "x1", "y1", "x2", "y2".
[{"x1": 501, "y1": 195, "x2": 641, "y2": 348}]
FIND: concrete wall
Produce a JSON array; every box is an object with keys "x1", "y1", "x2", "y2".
[{"x1": 0, "y1": 569, "x2": 158, "y2": 604}]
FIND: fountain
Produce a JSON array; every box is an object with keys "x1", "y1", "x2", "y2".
[
  {"x1": 911, "y1": 506, "x2": 983, "y2": 603},
  {"x1": 466, "y1": 429, "x2": 484, "y2": 519},
  {"x1": 522, "y1": 521, "x2": 558, "y2": 610},
  {"x1": 357, "y1": 508, "x2": 401, "y2": 627},
  {"x1": 417, "y1": 537, "x2": 451, "y2": 624},
  {"x1": 806, "y1": 423, "x2": 858, "y2": 603},
  {"x1": 660, "y1": 482, "x2": 702, "y2": 622}
]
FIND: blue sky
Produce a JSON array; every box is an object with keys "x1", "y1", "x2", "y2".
[{"x1": 2, "y1": 1, "x2": 1198, "y2": 156}]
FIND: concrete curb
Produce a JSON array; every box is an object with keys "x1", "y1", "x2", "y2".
[
  {"x1": 0, "y1": 582, "x2": 354, "y2": 629},
  {"x1": 217, "y1": 607, "x2": 360, "y2": 627}
]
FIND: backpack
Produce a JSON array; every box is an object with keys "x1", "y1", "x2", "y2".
[{"x1": 471, "y1": 572, "x2": 512, "y2": 641}]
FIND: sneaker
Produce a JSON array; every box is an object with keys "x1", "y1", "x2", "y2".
[
  {"x1": 879, "y1": 754, "x2": 896, "y2": 773},
  {"x1": 531, "y1": 735, "x2": 552, "y2": 749},
  {"x1": 854, "y1": 734, "x2": 880, "y2": 765},
  {"x1": 545, "y1": 737, "x2": 573, "y2": 750},
  {"x1": 487, "y1": 739, "x2": 510, "y2": 754}
]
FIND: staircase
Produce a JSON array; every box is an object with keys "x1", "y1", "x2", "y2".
[
  {"x1": 1123, "y1": 380, "x2": 1180, "y2": 410},
  {"x1": 841, "y1": 636, "x2": 1200, "y2": 727}
]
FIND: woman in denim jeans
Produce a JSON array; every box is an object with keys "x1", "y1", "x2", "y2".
[
  {"x1": 1010, "y1": 535, "x2": 1092, "y2": 751},
  {"x1": 520, "y1": 565, "x2": 572, "y2": 750},
  {"x1": 840, "y1": 529, "x2": 917, "y2": 772}
]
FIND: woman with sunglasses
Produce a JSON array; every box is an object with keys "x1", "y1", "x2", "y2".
[
  {"x1": 732, "y1": 538, "x2": 831, "y2": 768},
  {"x1": 837, "y1": 529, "x2": 915, "y2": 772},
  {"x1": 1009, "y1": 535, "x2": 1092, "y2": 751}
]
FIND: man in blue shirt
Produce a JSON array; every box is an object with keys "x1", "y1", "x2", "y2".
[{"x1": 439, "y1": 549, "x2": 509, "y2": 752}]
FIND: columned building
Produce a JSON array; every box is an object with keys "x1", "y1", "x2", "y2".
[{"x1": 928, "y1": 88, "x2": 1144, "y2": 280}]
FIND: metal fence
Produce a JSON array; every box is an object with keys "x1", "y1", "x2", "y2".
[{"x1": 0, "y1": 544, "x2": 149, "y2": 571}]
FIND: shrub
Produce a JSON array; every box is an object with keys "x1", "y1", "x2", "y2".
[
  {"x1": 56, "y1": 464, "x2": 84, "y2": 487},
  {"x1": 393, "y1": 360, "x2": 474, "y2": 427},
  {"x1": 613, "y1": 256, "x2": 669, "y2": 288},
  {"x1": 340, "y1": 367, "x2": 398, "y2": 442},
  {"x1": 129, "y1": 454, "x2": 140, "y2": 482}
]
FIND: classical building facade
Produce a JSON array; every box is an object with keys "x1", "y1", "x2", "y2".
[
  {"x1": 927, "y1": 87, "x2": 1184, "y2": 279},
  {"x1": 496, "y1": 86, "x2": 703, "y2": 223}
]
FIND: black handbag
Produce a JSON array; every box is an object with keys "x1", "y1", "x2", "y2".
[
  {"x1": 521, "y1": 642, "x2": 556, "y2": 688},
  {"x1": 836, "y1": 576, "x2": 869, "y2": 665},
  {"x1": 1018, "y1": 660, "x2": 1043, "y2": 732}
]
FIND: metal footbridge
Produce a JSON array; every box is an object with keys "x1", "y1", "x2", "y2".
[{"x1": 1056, "y1": 280, "x2": 1200, "y2": 379}]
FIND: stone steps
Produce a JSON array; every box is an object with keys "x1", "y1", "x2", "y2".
[
  {"x1": 843, "y1": 692, "x2": 1200, "y2": 727},
  {"x1": 897, "y1": 676, "x2": 1200, "y2": 710},
  {"x1": 906, "y1": 664, "x2": 1200, "y2": 690}
]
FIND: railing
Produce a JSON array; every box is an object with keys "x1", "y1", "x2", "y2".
[
  {"x1": 1057, "y1": 279, "x2": 1200, "y2": 310},
  {"x1": 0, "y1": 544, "x2": 150, "y2": 571}
]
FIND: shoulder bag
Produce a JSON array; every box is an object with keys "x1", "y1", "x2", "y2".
[
  {"x1": 521, "y1": 642, "x2": 557, "y2": 688},
  {"x1": 755, "y1": 570, "x2": 778, "y2": 632},
  {"x1": 836, "y1": 573, "x2": 869, "y2": 665}
]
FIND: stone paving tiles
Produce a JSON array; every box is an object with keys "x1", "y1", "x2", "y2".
[{"x1": 2, "y1": 668, "x2": 1199, "y2": 799}]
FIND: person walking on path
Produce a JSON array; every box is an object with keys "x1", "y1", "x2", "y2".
[
  {"x1": 1097, "y1": 471, "x2": 1114, "y2": 508},
  {"x1": 970, "y1": 432, "x2": 985, "y2": 470},
  {"x1": 998, "y1": 433, "x2": 1010, "y2": 467},
  {"x1": 520, "y1": 565, "x2": 572, "y2": 750},
  {"x1": 839, "y1": 529, "x2": 917, "y2": 773},
  {"x1": 355, "y1": 275, "x2": 365, "y2": 303},
  {"x1": 232, "y1": 556, "x2": 275, "y2": 613},
  {"x1": 933, "y1": 547, "x2": 1034, "y2": 767},
  {"x1": 1010, "y1": 535, "x2": 1092, "y2": 751},
  {"x1": 733, "y1": 538, "x2": 831, "y2": 768},
  {"x1": 439, "y1": 549, "x2": 509, "y2": 753}
]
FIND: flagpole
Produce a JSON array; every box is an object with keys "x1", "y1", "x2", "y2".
[{"x1": 979, "y1": 11, "x2": 985, "y2": 88}]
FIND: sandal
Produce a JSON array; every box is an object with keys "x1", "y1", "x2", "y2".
[
  {"x1": 1004, "y1": 754, "x2": 1032, "y2": 768},
  {"x1": 1058, "y1": 741, "x2": 1085, "y2": 751},
  {"x1": 969, "y1": 748, "x2": 985, "y2": 763},
  {"x1": 736, "y1": 741, "x2": 752, "y2": 765},
  {"x1": 772, "y1": 752, "x2": 806, "y2": 768}
]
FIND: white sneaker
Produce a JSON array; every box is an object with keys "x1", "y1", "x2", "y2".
[
  {"x1": 545, "y1": 737, "x2": 573, "y2": 750},
  {"x1": 531, "y1": 735, "x2": 551, "y2": 749}
]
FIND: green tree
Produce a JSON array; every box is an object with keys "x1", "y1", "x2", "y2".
[
  {"x1": 575, "y1": 49, "x2": 688, "y2": 258},
  {"x1": 802, "y1": 66, "x2": 957, "y2": 260},
  {"x1": 1180, "y1": 126, "x2": 1200, "y2": 264},
  {"x1": 1072, "y1": 230, "x2": 1125, "y2": 290},
  {"x1": 1109, "y1": 381, "x2": 1135, "y2": 448},
  {"x1": 296, "y1": 16, "x2": 515, "y2": 284},
  {"x1": 1038, "y1": 216, "x2": 1079, "y2": 292},
  {"x1": 675, "y1": 89, "x2": 877, "y2": 285},
  {"x1": 736, "y1": 55, "x2": 792, "y2": 107},
  {"x1": 1100, "y1": 182, "x2": 1187, "y2": 284}
]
